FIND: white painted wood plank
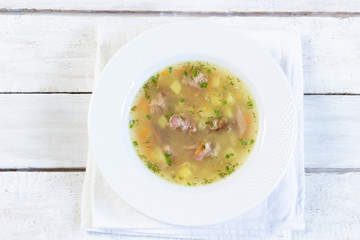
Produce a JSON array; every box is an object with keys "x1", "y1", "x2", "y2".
[
  {"x1": 0, "y1": 172, "x2": 359, "y2": 239},
  {"x1": 2, "y1": 0, "x2": 360, "y2": 13},
  {"x1": 304, "y1": 95, "x2": 360, "y2": 168},
  {"x1": 1, "y1": 15, "x2": 360, "y2": 93},
  {"x1": 0, "y1": 94, "x2": 358, "y2": 169},
  {"x1": 0, "y1": 94, "x2": 90, "y2": 168},
  {"x1": 292, "y1": 172, "x2": 360, "y2": 239}
]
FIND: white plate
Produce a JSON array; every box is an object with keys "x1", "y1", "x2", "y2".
[{"x1": 89, "y1": 21, "x2": 297, "y2": 226}]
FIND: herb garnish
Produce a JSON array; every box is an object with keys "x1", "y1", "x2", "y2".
[
  {"x1": 223, "y1": 86, "x2": 226, "y2": 90},
  {"x1": 214, "y1": 109, "x2": 222, "y2": 118},
  {"x1": 165, "y1": 112, "x2": 173, "y2": 119},
  {"x1": 223, "y1": 100, "x2": 228, "y2": 105},
  {"x1": 225, "y1": 153, "x2": 234, "y2": 159},
  {"x1": 184, "y1": 71, "x2": 188, "y2": 76},
  {"x1": 131, "y1": 106, "x2": 137, "y2": 111},
  {"x1": 207, "y1": 69, "x2": 211, "y2": 73},
  {"x1": 146, "y1": 115, "x2": 151, "y2": 120},
  {"x1": 180, "y1": 98, "x2": 184, "y2": 102},
  {"x1": 165, "y1": 153, "x2": 173, "y2": 166},
  {"x1": 169, "y1": 67, "x2": 172, "y2": 73},
  {"x1": 132, "y1": 141, "x2": 138, "y2": 146},
  {"x1": 129, "y1": 119, "x2": 136, "y2": 128},
  {"x1": 241, "y1": 141, "x2": 248, "y2": 145},
  {"x1": 193, "y1": 70, "x2": 198, "y2": 77},
  {"x1": 200, "y1": 82, "x2": 208, "y2": 88},
  {"x1": 250, "y1": 139, "x2": 255, "y2": 144},
  {"x1": 147, "y1": 161, "x2": 161, "y2": 173}
]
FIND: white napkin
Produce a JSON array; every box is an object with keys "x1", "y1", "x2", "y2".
[{"x1": 82, "y1": 24, "x2": 305, "y2": 240}]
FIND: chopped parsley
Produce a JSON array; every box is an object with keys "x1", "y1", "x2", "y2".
[
  {"x1": 131, "y1": 106, "x2": 137, "y2": 111},
  {"x1": 247, "y1": 96, "x2": 254, "y2": 108},
  {"x1": 250, "y1": 139, "x2": 255, "y2": 144},
  {"x1": 169, "y1": 67, "x2": 172, "y2": 73},
  {"x1": 241, "y1": 141, "x2": 248, "y2": 145},
  {"x1": 132, "y1": 141, "x2": 138, "y2": 146},
  {"x1": 225, "y1": 153, "x2": 234, "y2": 159},
  {"x1": 223, "y1": 100, "x2": 228, "y2": 105},
  {"x1": 129, "y1": 119, "x2": 136, "y2": 128},
  {"x1": 187, "y1": 182, "x2": 191, "y2": 186},
  {"x1": 205, "y1": 121, "x2": 210, "y2": 125},
  {"x1": 146, "y1": 115, "x2": 151, "y2": 120},
  {"x1": 165, "y1": 112, "x2": 173, "y2": 119},
  {"x1": 143, "y1": 83, "x2": 150, "y2": 99},
  {"x1": 218, "y1": 163, "x2": 238, "y2": 178},
  {"x1": 184, "y1": 71, "x2": 188, "y2": 76},
  {"x1": 180, "y1": 98, "x2": 184, "y2": 102},
  {"x1": 214, "y1": 109, "x2": 222, "y2": 118},
  {"x1": 223, "y1": 86, "x2": 226, "y2": 90},
  {"x1": 165, "y1": 153, "x2": 173, "y2": 166},
  {"x1": 200, "y1": 82, "x2": 208, "y2": 88},
  {"x1": 151, "y1": 75, "x2": 157, "y2": 84},
  {"x1": 193, "y1": 70, "x2": 198, "y2": 77},
  {"x1": 147, "y1": 161, "x2": 161, "y2": 173},
  {"x1": 207, "y1": 69, "x2": 211, "y2": 73}
]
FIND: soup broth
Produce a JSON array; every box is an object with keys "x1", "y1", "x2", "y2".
[{"x1": 129, "y1": 61, "x2": 258, "y2": 186}]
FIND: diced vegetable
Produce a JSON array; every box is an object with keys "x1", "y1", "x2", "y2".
[
  {"x1": 137, "y1": 128, "x2": 149, "y2": 140},
  {"x1": 223, "y1": 106, "x2": 233, "y2": 118},
  {"x1": 151, "y1": 147, "x2": 166, "y2": 164},
  {"x1": 178, "y1": 166, "x2": 193, "y2": 179},
  {"x1": 210, "y1": 94, "x2": 222, "y2": 106},
  {"x1": 157, "y1": 115, "x2": 168, "y2": 128},
  {"x1": 197, "y1": 122, "x2": 207, "y2": 130},
  {"x1": 225, "y1": 92, "x2": 235, "y2": 105},
  {"x1": 170, "y1": 80, "x2": 182, "y2": 95},
  {"x1": 199, "y1": 109, "x2": 214, "y2": 118},
  {"x1": 160, "y1": 68, "x2": 169, "y2": 75},
  {"x1": 210, "y1": 76, "x2": 220, "y2": 88}
]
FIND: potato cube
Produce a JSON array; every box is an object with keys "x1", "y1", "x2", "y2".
[
  {"x1": 178, "y1": 166, "x2": 193, "y2": 179},
  {"x1": 223, "y1": 106, "x2": 233, "y2": 118},
  {"x1": 210, "y1": 76, "x2": 220, "y2": 88},
  {"x1": 210, "y1": 94, "x2": 222, "y2": 106},
  {"x1": 151, "y1": 147, "x2": 166, "y2": 164},
  {"x1": 170, "y1": 80, "x2": 181, "y2": 95},
  {"x1": 157, "y1": 115, "x2": 168, "y2": 128},
  {"x1": 225, "y1": 92, "x2": 235, "y2": 104}
]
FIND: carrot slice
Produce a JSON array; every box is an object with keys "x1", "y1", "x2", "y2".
[
  {"x1": 195, "y1": 143, "x2": 205, "y2": 155},
  {"x1": 244, "y1": 114, "x2": 250, "y2": 125},
  {"x1": 137, "y1": 128, "x2": 149, "y2": 140},
  {"x1": 160, "y1": 69, "x2": 169, "y2": 75}
]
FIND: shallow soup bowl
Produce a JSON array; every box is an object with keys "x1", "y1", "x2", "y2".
[{"x1": 89, "y1": 21, "x2": 297, "y2": 226}]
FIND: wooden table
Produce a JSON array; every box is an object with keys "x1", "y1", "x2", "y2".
[{"x1": 1, "y1": 1, "x2": 360, "y2": 239}]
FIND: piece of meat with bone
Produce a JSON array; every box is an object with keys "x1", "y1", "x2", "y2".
[
  {"x1": 236, "y1": 108, "x2": 247, "y2": 137},
  {"x1": 149, "y1": 91, "x2": 167, "y2": 114},
  {"x1": 193, "y1": 142, "x2": 212, "y2": 161},
  {"x1": 182, "y1": 73, "x2": 208, "y2": 89},
  {"x1": 208, "y1": 118, "x2": 227, "y2": 131},
  {"x1": 168, "y1": 115, "x2": 197, "y2": 133}
]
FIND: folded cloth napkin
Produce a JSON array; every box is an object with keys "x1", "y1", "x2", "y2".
[{"x1": 82, "y1": 23, "x2": 305, "y2": 240}]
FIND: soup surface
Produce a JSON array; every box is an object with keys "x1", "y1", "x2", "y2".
[{"x1": 129, "y1": 61, "x2": 258, "y2": 186}]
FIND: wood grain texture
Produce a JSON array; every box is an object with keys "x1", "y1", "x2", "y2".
[
  {"x1": 0, "y1": 94, "x2": 89, "y2": 168},
  {"x1": 1, "y1": 15, "x2": 360, "y2": 93},
  {"x1": 0, "y1": 94, "x2": 358, "y2": 169},
  {"x1": 304, "y1": 95, "x2": 360, "y2": 168},
  {"x1": 2, "y1": 0, "x2": 360, "y2": 13},
  {"x1": 0, "y1": 172, "x2": 359, "y2": 239}
]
